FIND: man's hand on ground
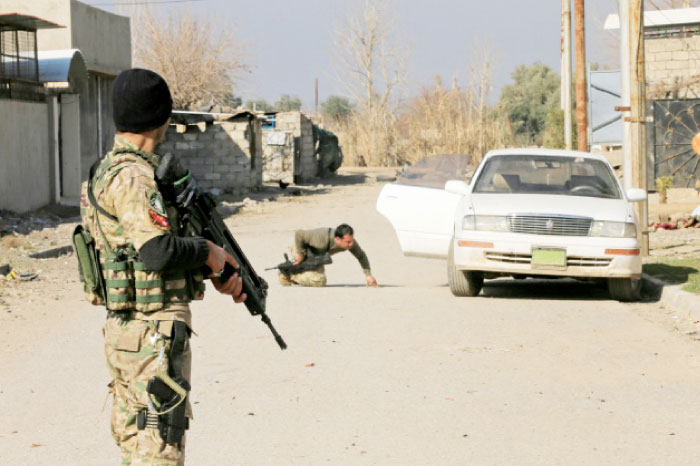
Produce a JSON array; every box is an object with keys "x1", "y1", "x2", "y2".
[{"x1": 366, "y1": 275, "x2": 378, "y2": 288}]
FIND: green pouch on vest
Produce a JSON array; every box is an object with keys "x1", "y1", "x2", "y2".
[
  {"x1": 103, "y1": 256, "x2": 136, "y2": 311},
  {"x1": 72, "y1": 225, "x2": 105, "y2": 304}
]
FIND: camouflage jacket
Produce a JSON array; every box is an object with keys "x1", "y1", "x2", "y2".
[{"x1": 80, "y1": 136, "x2": 203, "y2": 326}]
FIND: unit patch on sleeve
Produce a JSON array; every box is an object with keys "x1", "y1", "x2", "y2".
[{"x1": 148, "y1": 190, "x2": 170, "y2": 230}]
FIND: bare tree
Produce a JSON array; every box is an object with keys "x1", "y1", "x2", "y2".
[
  {"x1": 128, "y1": 7, "x2": 250, "y2": 110},
  {"x1": 334, "y1": 0, "x2": 404, "y2": 112},
  {"x1": 331, "y1": 0, "x2": 406, "y2": 166}
]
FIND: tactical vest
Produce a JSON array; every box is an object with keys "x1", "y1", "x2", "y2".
[{"x1": 74, "y1": 147, "x2": 205, "y2": 312}]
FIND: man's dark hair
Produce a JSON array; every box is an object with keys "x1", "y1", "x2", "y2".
[{"x1": 334, "y1": 223, "x2": 354, "y2": 238}]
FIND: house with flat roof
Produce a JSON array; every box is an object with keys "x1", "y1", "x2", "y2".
[
  {"x1": 0, "y1": 0, "x2": 131, "y2": 212},
  {"x1": 605, "y1": 7, "x2": 700, "y2": 98}
]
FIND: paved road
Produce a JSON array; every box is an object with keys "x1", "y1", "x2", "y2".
[{"x1": 2, "y1": 178, "x2": 700, "y2": 465}]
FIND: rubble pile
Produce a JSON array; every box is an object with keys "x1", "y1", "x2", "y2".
[{"x1": 649, "y1": 215, "x2": 700, "y2": 231}]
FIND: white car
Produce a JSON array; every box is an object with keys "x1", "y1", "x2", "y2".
[{"x1": 376, "y1": 149, "x2": 647, "y2": 302}]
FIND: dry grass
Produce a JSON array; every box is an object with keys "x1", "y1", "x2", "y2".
[{"x1": 328, "y1": 77, "x2": 508, "y2": 167}]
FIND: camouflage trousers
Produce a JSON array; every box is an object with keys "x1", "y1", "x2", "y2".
[
  {"x1": 279, "y1": 247, "x2": 327, "y2": 287},
  {"x1": 104, "y1": 314, "x2": 192, "y2": 466},
  {"x1": 281, "y1": 265, "x2": 327, "y2": 287}
]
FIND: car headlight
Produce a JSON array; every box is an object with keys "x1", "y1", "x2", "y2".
[
  {"x1": 462, "y1": 215, "x2": 509, "y2": 232},
  {"x1": 589, "y1": 221, "x2": 637, "y2": 238}
]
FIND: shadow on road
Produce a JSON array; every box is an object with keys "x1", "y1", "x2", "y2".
[
  {"x1": 477, "y1": 278, "x2": 612, "y2": 301},
  {"x1": 643, "y1": 263, "x2": 698, "y2": 286},
  {"x1": 0, "y1": 204, "x2": 80, "y2": 239},
  {"x1": 314, "y1": 173, "x2": 369, "y2": 186},
  {"x1": 324, "y1": 284, "x2": 402, "y2": 288},
  {"x1": 466, "y1": 277, "x2": 667, "y2": 304}
]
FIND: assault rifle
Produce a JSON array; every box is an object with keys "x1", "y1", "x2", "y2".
[
  {"x1": 156, "y1": 154, "x2": 287, "y2": 350},
  {"x1": 266, "y1": 253, "x2": 333, "y2": 275}
]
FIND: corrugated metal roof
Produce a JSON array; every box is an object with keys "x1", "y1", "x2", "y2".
[
  {"x1": 38, "y1": 49, "x2": 87, "y2": 92},
  {"x1": 170, "y1": 110, "x2": 256, "y2": 124},
  {"x1": 605, "y1": 8, "x2": 700, "y2": 30},
  {"x1": 0, "y1": 13, "x2": 64, "y2": 31}
]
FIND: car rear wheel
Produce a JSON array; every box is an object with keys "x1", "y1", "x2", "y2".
[
  {"x1": 448, "y1": 240, "x2": 484, "y2": 297},
  {"x1": 607, "y1": 277, "x2": 642, "y2": 302}
]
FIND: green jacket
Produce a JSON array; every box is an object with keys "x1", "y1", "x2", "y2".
[{"x1": 294, "y1": 227, "x2": 371, "y2": 276}]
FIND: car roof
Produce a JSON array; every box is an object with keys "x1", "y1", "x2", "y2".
[{"x1": 482, "y1": 148, "x2": 610, "y2": 163}]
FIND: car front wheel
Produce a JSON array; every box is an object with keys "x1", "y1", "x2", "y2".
[
  {"x1": 448, "y1": 240, "x2": 484, "y2": 297},
  {"x1": 607, "y1": 277, "x2": 642, "y2": 302}
]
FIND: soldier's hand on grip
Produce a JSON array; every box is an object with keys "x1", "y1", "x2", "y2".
[
  {"x1": 212, "y1": 271, "x2": 247, "y2": 303},
  {"x1": 205, "y1": 240, "x2": 237, "y2": 276},
  {"x1": 206, "y1": 240, "x2": 246, "y2": 303}
]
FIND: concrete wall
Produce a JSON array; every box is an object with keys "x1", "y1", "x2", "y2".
[
  {"x1": 0, "y1": 100, "x2": 51, "y2": 213},
  {"x1": 262, "y1": 129, "x2": 295, "y2": 184},
  {"x1": 6, "y1": 0, "x2": 130, "y2": 182},
  {"x1": 646, "y1": 35, "x2": 700, "y2": 98},
  {"x1": 80, "y1": 74, "x2": 117, "y2": 180},
  {"x1": 70, "y1": 0, "x2": 131, "y2": 75},
  {"x1": 269, "y1": 111, "x2": 317, "y2": 183},
  {"x1": 160, "y1": 118, "x2": 263, "y2": 195}
]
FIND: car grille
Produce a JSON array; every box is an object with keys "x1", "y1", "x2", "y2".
[
  {"x1": 485, "y1": 252, "x2": 612, "y2": 267},
  {"x1": 508, "y1": 215, "x2": 592, "y2": 236}
]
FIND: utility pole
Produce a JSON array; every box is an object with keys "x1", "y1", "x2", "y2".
[
  {"x1": 574, "y1": 0, "x2": 588, "y2": 152},
  {"x1": 619, "y1": 0, "x2": 632, "y2": 190},
  {"x1": 561, "y1": 0, "x2": 573, "y2": 150},
  {"x1": 629, "y1": 0, "x2": 649, "y2": 254},
  {"x1": 315, "y1": 78, "x2": 319, "y2": 115}
]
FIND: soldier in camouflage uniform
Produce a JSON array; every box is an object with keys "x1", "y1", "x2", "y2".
[
  {"x1": 279, "y1": 224, "x2": 378, "y2": 287},
  {"x1": 78, "y1": 69, "x2": 245, "y2": 466}
]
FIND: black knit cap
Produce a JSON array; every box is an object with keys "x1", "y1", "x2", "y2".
[{"x1": 112, "y1": 68, "x2": 173, "y2": 133}]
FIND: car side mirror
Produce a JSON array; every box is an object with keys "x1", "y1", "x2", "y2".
[
  {"x1": 626, "y1": 188, "x2": 647, "y2": 202},
  {"x1": 445, "y1": 180, "x2": 470, "y2": 195}
]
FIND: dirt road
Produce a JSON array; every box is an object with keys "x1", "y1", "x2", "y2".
[{"x1": 2, "y1": 176, "x2": 700, "y2": 466}]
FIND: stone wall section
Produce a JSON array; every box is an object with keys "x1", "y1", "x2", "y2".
[
  {"x1": 646, "y1": 35, "x2": 700, "y2": 98},
  {"x1": 160, "y1": 118, "x2": 263, "y2": 195},
  {"x1": 270, "y1": 111, "x2": 317, "y2": 183}
]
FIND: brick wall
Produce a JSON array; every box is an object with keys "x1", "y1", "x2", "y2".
[
  {"x1": 263, "y1": 111, "x2": 317, "y2": 183},
  {"x1": 646, "y1": 35, "x2": 700, "y2": 98},
  {"x1": 160, "y1": 117, "x2": 263, "y2": 195}
]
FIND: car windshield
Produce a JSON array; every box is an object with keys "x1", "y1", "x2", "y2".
[{"x1": 473, "y1": 154, "x2": 621, "y2": 199}]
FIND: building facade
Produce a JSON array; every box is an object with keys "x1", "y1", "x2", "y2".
[{"x1": 2, "y1": 0, "x2": 130, "y2": 209}]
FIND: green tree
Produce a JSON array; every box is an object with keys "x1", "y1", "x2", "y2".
[
  {"x1": 542, "y1": 108, "x2": 565, "y2": 149},
  {"x1": 321, "y1": 95, "x2": 354, "y2": 121},
  {"x1": 245, "y1": 98, "x2": 273, "y2": 112},
  {"x1": 274, "y1": 94, "x2": 303, "y2": 112},
  {"x1": 499, "y1": 63, "x2": 560, "y2": 145}
]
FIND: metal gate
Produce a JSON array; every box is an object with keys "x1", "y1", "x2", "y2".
[{"x1": 650, "y1": 99, "x2": 700, "y2": 188}]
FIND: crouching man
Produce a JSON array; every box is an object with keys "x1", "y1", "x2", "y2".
[{"x1": 279, "y1": 223, "x2": 378, "y2": 287}]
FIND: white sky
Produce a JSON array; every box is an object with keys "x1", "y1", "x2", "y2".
[{"x1": 85, "y1": 0, "x2": 621, "y2": 110}]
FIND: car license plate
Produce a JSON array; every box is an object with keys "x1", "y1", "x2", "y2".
[{"x1": 531, "y1": 248, "x2": 567, "y2": 268}]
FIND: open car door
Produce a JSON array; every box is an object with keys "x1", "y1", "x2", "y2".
[{"x1": 375, "y1": 154, "x2": 471, "y2": 259}]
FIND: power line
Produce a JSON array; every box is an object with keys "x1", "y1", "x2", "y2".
[{"x1": 90, "y1": 0, "x2": 206, "y2": 5}]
